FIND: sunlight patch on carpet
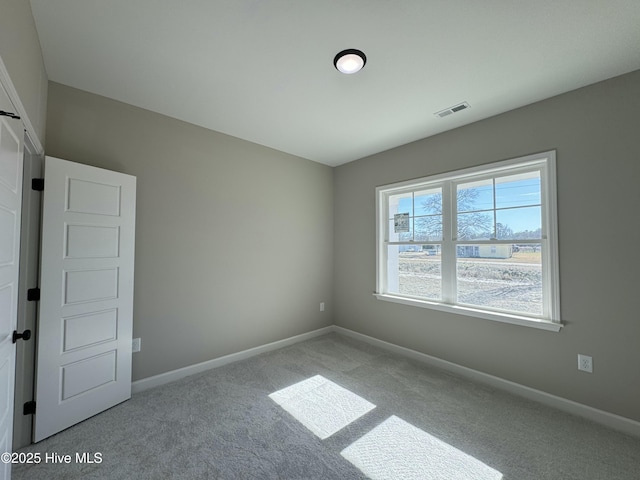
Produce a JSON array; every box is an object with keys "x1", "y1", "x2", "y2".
[
  {"x1": 269, "y1": 375, "x2": 375, "y2": 439},
  {"x1": 341, "y1": 415, "x2": 503, "y2": 480}
]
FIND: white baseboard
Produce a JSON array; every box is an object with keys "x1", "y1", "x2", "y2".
[
  {"x1": 131, "y1": 323, "x2": 639, "y2": 438},
  {"x1": 333, "y1": 326, "x2": 640, "y2": 438},
  {"x1": 131, "y1": 326, "x2": 333, "y2": 394}
]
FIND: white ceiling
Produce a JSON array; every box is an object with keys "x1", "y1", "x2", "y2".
[{"x1": 30, "y1": 0, "x2": 640, "y2": 166}]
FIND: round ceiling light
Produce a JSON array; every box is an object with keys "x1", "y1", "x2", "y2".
[{"x1": 334, "y1": 49, "x2": 367, "y2": 74}]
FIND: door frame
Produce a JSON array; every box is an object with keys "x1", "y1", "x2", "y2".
[
  {"x1": 0, "y1": 55, "x2": 46, "y2": 452},
  {"x1": 12, "y1": 138, "x2": 42, "y2": 449},
  {"x1": 0, "y1": 58, "x2": 43, "y2": 156}
]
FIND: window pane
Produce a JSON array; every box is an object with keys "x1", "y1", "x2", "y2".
[
  {"x1": 495, "y1": 172, "x2": 540, "y2": 209},
  {"x1": 496, "y1": 206, "x2": 541, "y2": 239},
  {"x1": 457, "y1": 179, "x2": 493, "y2": 213},
  {"x1": 414, "y1": 188, "x2": 442, "y2": 216},
  {"x1": 457, "y1": 211, "x2": 493, "y2": 240},
  {"x1": 456, "y1": 245, "x2": 542, "y2": 316},
  {"x1": 389, "y1": 192, "x2": 413, "y2": 217},
  {"x1": 414, "y1": 215, "x2": 442, "y2": 241},
  {"x1": 387, "y1": 245, "x2": 441, "y2": 300}
]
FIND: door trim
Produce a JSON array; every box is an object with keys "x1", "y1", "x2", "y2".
[
  {"x1": 0, "y1": 57, "x2": 43, "y2": 156},
  {"x1": 12, "y1": 137, "x2": 42, "y2": 449}
]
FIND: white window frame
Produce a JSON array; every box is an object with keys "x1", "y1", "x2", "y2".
[{"x1": 375, "y1": 151, "x2": 561, "y2": 332}]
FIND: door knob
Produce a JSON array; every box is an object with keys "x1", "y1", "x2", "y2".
[{"x1": 12, "y1": 330, "x2": 31, "y2": 343}]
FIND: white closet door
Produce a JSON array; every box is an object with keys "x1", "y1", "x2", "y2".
[
  {"x1": 34, "y1": 157, "x2": 136, "y2": 442},
  {"x1": 0, "y1": 85, "x2": 24, "y2": 480}
]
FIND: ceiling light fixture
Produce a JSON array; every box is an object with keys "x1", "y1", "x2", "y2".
[{"x1": 334, "y1": 49, "x2": 367, "y2": 74}]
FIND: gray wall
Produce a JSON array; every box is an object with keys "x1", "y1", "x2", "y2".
[
  {"x1": 333, "y1": 70, "x2": 640, "y2": 422},
  {"x1": 45, "y1": 82, "x2": 334, "y2": 381},
  {"x1": 0, "y1": 0, "x2": 48, "y2": 146}
]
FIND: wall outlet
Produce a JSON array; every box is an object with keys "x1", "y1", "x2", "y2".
[
  {"x1": 320, "y1": 302, "x2": 325, "y2": 312},
  {"x1": 132, "y1": 337, "x2": 141, "y2": 353},
  {"x1": 577, "y1": 354, "x2": 592, "y2": 373}
]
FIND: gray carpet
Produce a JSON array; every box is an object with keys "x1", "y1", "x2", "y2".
[{"x1": 13, "y1": 333, "x2": 640, "y2": 479}]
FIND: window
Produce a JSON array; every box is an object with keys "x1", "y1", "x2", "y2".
[{"x1": 375, "y1": 151, "x2": 561, "y2": 331}]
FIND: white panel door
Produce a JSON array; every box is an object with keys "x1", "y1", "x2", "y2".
[
  {"x1": 0, "y1": 87, "x2": 24, "y2": 479},
  {"x1": 34, "y1": 157, "x2": 136, "y2": 442}
]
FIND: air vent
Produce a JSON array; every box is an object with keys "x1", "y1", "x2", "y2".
[{"x1": 435, "y1": 102, "x2": 470, "y2": 118}]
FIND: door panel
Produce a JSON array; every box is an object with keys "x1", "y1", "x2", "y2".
[
  {"x1": 34, "y1": 156, "x2": 136, "y2": 442},
  {"x1": 66, "y1": 224, "x2": 120, "y2": 258},
  {"x1": 0, "y1": 84, "x2": 24, "y2": 480},
  {"x1": 67, "y1": 178, "x2": 121, "y2": 216},
  {"x1": 61, "y1": 351, "x2": 116, "y2": 400},
  {"x1": 62, "y1": 309, "x2": 117, "y2": 352},
  {"x1": 64, "y1": 268, "x2": 119, "y2": 304}
]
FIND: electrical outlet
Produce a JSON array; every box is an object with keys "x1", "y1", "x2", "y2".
[
  {"x1": 320, "y1": 302, "x2": 325, "y2": 312},
  {"x1": 577, "y1": 354, "x2": 592, "y2": 373},
  {"x1": 132, "y1": 337, "x2": 141, "y2": 353}
]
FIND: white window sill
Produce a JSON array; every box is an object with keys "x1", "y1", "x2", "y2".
[{"x1": 373, "y1": 293, "x2": 562, "y2": 332}]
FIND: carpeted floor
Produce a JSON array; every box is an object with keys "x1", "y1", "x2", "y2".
[{"x1": 13, "y1": 333, "x2": 640, "y2": 479}]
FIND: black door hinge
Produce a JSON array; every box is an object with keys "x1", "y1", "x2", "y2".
[
  {"x1": 27, "y1": 288, "x2": 40, "y2": 301},
  {"x1": 0, "y1": 110, "x2": 20, "y2": 120},
  {"x1": 23, "y1": 401, "x2": 36, "y2": 415},
  {"x1": 32, "y1": 178, "x2": 44, "y2": 191}
]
